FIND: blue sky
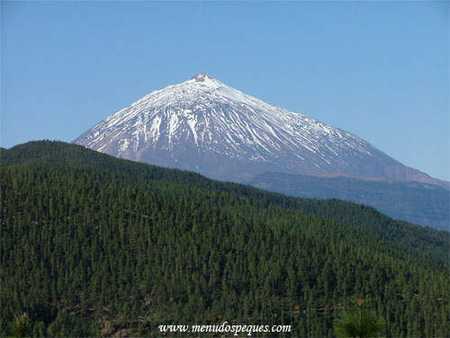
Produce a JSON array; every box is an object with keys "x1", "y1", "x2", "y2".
[{"x1": 2, "y1": 1, "x2": 449, "y2": 180}]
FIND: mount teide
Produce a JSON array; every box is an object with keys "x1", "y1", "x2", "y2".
[{"x1": 75, "y1": 73, "x2": 445, "y2": 188}]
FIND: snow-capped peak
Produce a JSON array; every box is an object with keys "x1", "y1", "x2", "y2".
[{"x1": 74, "y1": 74, "x2": 430, "y2": 184}]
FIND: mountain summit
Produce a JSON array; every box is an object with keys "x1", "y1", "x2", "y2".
[{"x1": 74, "y1": 74, "x2": 443, "y2": 186}]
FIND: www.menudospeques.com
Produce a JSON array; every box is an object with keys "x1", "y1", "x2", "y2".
[{"x1": 158, "y1": 322, "x2": 292, "y2": 336}]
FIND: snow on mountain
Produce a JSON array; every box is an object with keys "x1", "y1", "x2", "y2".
[{"x1": 74, "y1": 74, "x2": 443, "y2": 186}]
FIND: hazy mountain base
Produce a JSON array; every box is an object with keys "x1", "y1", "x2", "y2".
[
  {"x1": 248, "y1": 172, "x2": 450, "y2": 231},
  {"x1": 1, "y1": 141, "x2": 449, "y2": 337}
]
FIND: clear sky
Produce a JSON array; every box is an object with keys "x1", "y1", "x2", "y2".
[{"x1": 1, "y1": 1, "x2": 449, "y2": 180}]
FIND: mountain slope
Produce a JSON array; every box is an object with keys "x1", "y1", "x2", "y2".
[
  {"x1": 74, "y1": 74, "x2": 444, "y2": 187},
  {"x1": 248, "y1": 172, "x2": 450, "y2": 231},
  {"x1": 1, "y1": 141, "x2": 449, "y2": 337}
]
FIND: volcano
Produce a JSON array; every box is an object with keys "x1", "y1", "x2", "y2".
[{"x1": 75, "y1": 73, "x2": 445, "y2": 187}]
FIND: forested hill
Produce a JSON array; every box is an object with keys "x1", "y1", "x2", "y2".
[
  {"x1": 2, "y1": 141, "x2": 449, "y2": 264},
  {"x1": 1, "y1": 140, "x2": 449, "y2": 337}
]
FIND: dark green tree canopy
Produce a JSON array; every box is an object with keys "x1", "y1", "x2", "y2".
[{"x1": 1, "y1": 141, "x2": 449, "y2": 337}]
